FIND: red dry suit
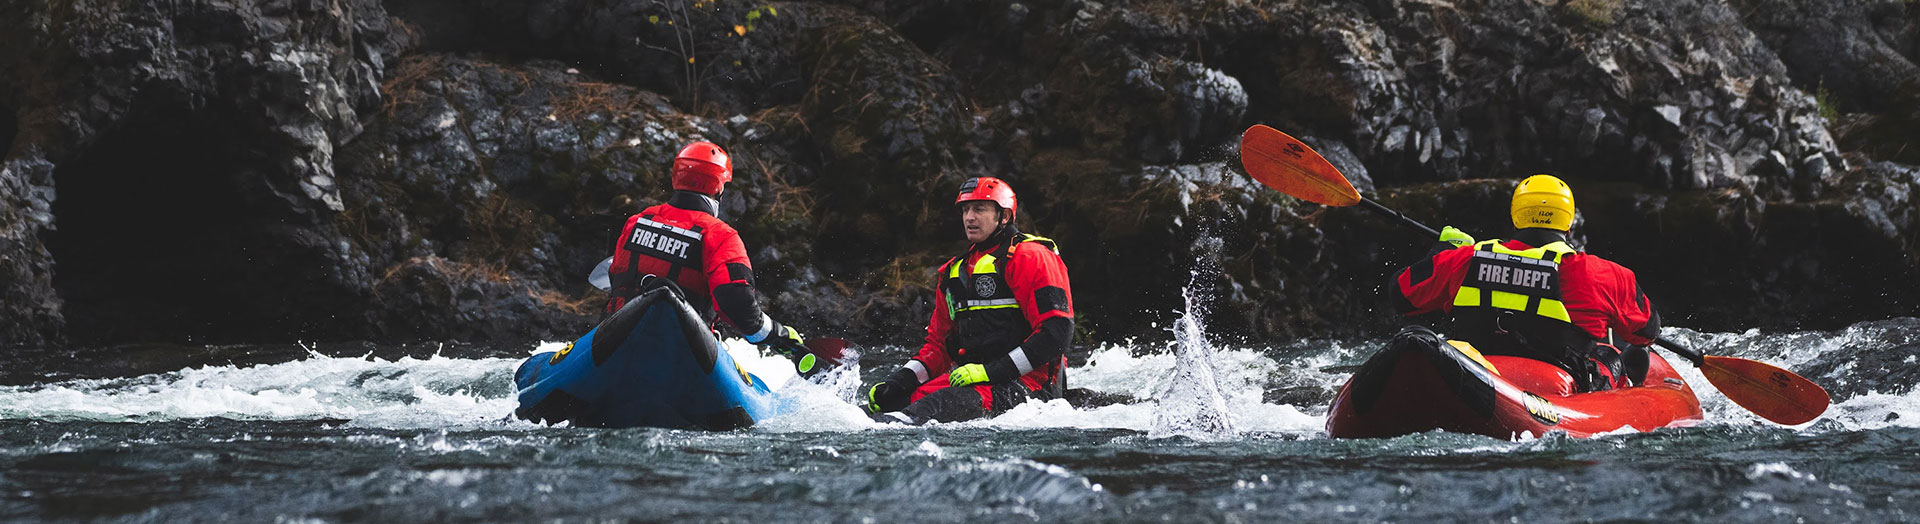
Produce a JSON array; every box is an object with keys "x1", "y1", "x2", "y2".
[
  {"x1": 881, "y1": 226, "x2": 1075, "y2": 424},
  {"x1": 605, "y1": 191, "x2": 774, "y2": 337},
  {"x1": 1391, "y1": 231, "x2": 1661, "y2": 391}
]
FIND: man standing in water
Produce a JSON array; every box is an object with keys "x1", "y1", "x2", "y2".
[
  {"x1": 1390, "y1": 174, "x2": 1660, "y2": 392},
  {"x1": 605, "y1": 141, "x2": 815, "y2": 371},
  {"x1": 866, "y1": 177, "x2": 1075, "y2": 424}
]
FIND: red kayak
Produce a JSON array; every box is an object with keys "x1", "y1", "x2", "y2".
[{"x1": 1326, "y1": 336, "x2": 1703, "y2": 439}]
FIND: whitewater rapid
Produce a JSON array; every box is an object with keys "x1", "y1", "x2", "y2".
[{"x1": 1, "y1": 325, "x2": 1912, "y2": 437}]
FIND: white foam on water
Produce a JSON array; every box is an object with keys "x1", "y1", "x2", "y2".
[
  {"x1": 1746, "y1": 461, "x2": 1814, "y2": 481},
  {"x1": 753, "y1": 348, "x2": 881, "y2": 432},
  {"x1": 721, "y1": 336, "x2": 890, "y2": 432},
  {"x1": 1656, "y1": 325, "x2": 1920, "y2": 431},
  {"x1": 0, "y1": 337, "x2": 1331, "y2": 435},
  {"x1": 0, "y1": 350, "x2": 524, "y2": 429},
  {"x1": 1821, "y1": 388, "x2": 1920, "y2": 431},
  {"x1": 1016, "y1": 343, "x2": 1320, "y2": 434},
  {"x1": 6, "y1": 320, "x2": 1916, "y2": 437},
  {"x1": 719, "y1": 337, "x2": 801, "y2": 390},
  {"x1": 878, "y1": 339, "x2": 1317, "y2": 434},
  {"x1": 754, "y1": 338, "x2": 1325, "y2": 434}
]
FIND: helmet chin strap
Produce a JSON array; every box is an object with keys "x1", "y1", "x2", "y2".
[{"x1": 990, "y1": 219, "x2": 1019, "y2": 241}]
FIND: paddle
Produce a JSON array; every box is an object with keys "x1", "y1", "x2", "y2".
[
  {"x1": 1238, "y1": 124, "x2": 1832, "y2": 426},
  {"x1": 586, "y1": 256, "x2": 854, "y2": 377},
  {"x1": 1237, "y1": 125, "x2": 1438, "y2": 237}
]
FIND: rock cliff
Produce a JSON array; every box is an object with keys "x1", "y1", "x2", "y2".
[{"x1": 3, "y1": 0, "x2": 1917, "y2": 349}]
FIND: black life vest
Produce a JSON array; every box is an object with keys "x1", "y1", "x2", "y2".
[
  {"x1": 1447, "y1": 239, "x2": 1595, "y2": 375},
  {"x1": 939, "y1": 233, "x2": 1058, "y2": 365}
]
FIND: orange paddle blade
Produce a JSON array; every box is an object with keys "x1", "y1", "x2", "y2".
[
  {"x1": 1701, "y1": 355, "x2": 1831, "y2": 425},
  {"x1": 1238, "y1": 124, "x2": 1361, "y2": 206}
]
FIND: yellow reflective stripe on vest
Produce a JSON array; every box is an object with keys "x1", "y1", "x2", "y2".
[
  {"x1": 946, "y1": 234, "x2": 1058, "y2": 313},
  {"x1": 948, "y1": 254, "x2": 1003, "y2": 279},
  {"x1": 972, "y1": 254, "x2": 998, "y2": 275},
  {"x1": 947, "y1": 252, "x2": 1008, "y2": 314},
  {"x1": 1537, "y1": 299, "x2": 1570, "y2": 322},
  {"x1": 1452, "y1": 239, "x2": 1576, "y2": 322},
  {"x1": 1480, "y1": 239, "x2": 1573, "y2": 263},
  {"x1": 1490, "y1": 290, "x2": 1531, "y2": 311},
  {"x1": 1017, "y1": 233, "x2": 1059, "y2": 254}
]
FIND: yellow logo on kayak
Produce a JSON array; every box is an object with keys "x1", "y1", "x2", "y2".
[
  {"x1": 1523, "y1": 392, "x2": 1560, "y2": 425},
  {"x1": 549, "y1": 342, "x2": 574, "y2": 365},
  {"x1": 1446, "y1": 340, "x2": 1500, "y2": 375},
  {"x1": 736, "y1": 361, "x2": 754, "y2": 387}
]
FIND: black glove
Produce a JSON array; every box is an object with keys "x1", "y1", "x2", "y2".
[
  {"x1": 864, "y1": 368, "x2": 919, "y2": 413},
  {"x1": 1585, "y1": 344, "x2": 1627, "y2": 392},
  {"x1": 746, "y1": 319, "x2": 817, "y2": 375},
  {"x1": 746, "y1": 318, "x2": 804, "y2": 353},
  {"x1": 766, "y1": 324, "x2": 808, "y2": 357}
]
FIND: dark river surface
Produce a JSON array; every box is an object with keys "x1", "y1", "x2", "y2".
[{"x1": 2, "y1": 315, "x2": 1917, "y2": 522}]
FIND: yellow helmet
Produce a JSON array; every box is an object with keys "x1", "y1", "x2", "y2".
[{"x1": 1511, "y1": 174, "x2": 1575, "y2": 231}]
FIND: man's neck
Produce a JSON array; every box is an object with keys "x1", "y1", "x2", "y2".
[{"x1": 1511, "y1": 228, "x2": 1567, "y2": 247}]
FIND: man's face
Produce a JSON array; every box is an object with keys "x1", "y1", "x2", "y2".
[{"x1": 960, "y1": 201, "x2": 1006, "y2": 243}]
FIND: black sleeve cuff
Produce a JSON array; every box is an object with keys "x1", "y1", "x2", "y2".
[
  {"x1": 713, "y1": 282, "x2": 767, "y2": 334},
  {"x1": 984, "y1": 359, "x2": 1021, "y2": 383}
]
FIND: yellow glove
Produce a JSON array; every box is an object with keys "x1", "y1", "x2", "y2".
[
  {"x1": 1439, "y1": 226, "x2": 1476, "y2": 248},
  {"x1": 948, "y1": 363, "x2": 991, "y2": 387}
]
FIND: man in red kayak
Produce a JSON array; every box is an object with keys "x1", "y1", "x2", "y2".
[
  {"x1": 865, "y1": 177, "x2": 1074, "y2": 424},
  {"x1": 605, "y1": 141, "x2": 815, "y2": 372},
  {"x1": 1390, "y1": 174, "x2": 1659, "y2": 392}
]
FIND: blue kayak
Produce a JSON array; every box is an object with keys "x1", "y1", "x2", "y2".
[{"x1": 512, "y1": 285, "x2": 777, "y2": 429}]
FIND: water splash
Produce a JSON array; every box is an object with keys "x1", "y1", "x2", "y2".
[
  {"x1": 2, "y1": 319, "x2": 1915, "y2": 436},
  {"x1": 751, "y1": 340, "x2": 878, "y2": 432},
  {"x1": 1150, "y1": 235, "x2": 1239, "y2": 438}
]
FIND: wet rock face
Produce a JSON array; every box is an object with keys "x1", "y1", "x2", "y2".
[
  {"x1": 0, "y1": 0, "x2": 407, "y2": 345},
  {"x1": 1729, "y1": 0, "x2": 1920, "y2": 116},
  {"x1": 1327, "y1": 0, "x2": 1844, "y2": 198},
  {"x1": 3, "y1": 0, "x2": 1920, "y2": 348},
  {"x1": 332, "y1": 54, "x2": 795, "y2": 341}
]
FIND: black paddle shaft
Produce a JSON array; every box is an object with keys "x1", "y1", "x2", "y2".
[
  {"x1": 1652, "y1": 337, "x2": 1707, "y2": 367},
  {"x1": 1357, "y1": 195, "x2": 1708, "y2": 365},
  {"x1": 1358, "y1": 198, "x2": 1441, "y2": 238}
]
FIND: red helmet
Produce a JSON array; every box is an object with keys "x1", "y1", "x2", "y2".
[
  {"x1": 956, "y1": 177, "x2": 1017, "y2": 220},
  {"x1": 671, "y1": 142, "x2": 732, "y2": 195}
]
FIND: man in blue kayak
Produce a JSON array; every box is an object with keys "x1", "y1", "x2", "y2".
[
  {"x1": 604, "y1": 141, "x2": 816, "y2": 372},
  {"x1": 865, "y1": 177, "x2": 1076, "y2": 424},
  {"x1": 1391, "y1": 174, "x2": 1661, "y2": 392}
]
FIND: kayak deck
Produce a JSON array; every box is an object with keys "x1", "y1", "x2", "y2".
[
  {"x1": 1326, "y1": 335, "x2": 1702, "y2": 439},
  {"x1": 512, "y1": 285, "x2": 776, "y2": 430}
]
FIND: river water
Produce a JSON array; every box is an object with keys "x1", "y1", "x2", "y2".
[{"x1": 2, "y1": 313, "x2": 1918, "y2": 522}]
